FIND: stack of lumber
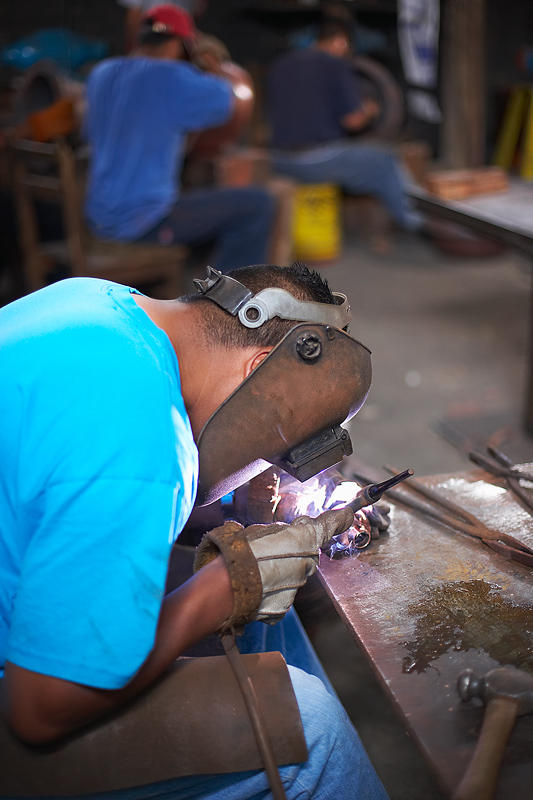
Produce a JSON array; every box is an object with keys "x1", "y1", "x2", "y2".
[{"x1": 424, "y1": 167, "x2": 509, "y2": 200}]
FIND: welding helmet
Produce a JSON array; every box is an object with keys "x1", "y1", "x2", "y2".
[{"x1": 194, "y1": 267, "x2": 372, "y2": 505}]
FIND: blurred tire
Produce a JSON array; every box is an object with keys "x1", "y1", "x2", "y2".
[{"x1": 351, "y1": 54, "x2": 405, "y2": 141}]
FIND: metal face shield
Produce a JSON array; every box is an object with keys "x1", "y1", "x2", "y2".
[{"x1": 195, "y1": 322, "x2": 372, "y2": 505}]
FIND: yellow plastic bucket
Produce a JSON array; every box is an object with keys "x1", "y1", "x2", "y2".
[{"x1": 292, "y1": 183, "x2": 342, "y2": 262}]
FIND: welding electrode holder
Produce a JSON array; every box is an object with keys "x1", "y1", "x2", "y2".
[
  {"x1": 323, "y1": 469, "x2": 413, "y2": 554},
  {"x1": 346, "y1": 469, "x2": 414, "y2": 513}
]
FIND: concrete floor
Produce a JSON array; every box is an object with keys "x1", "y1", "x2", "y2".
[{"x1": 305, "y1": 226, "x2": 533, "y2": 800}]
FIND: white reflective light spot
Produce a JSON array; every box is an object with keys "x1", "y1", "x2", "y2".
[
  {"x1": 233, "y1": 84, "x2": 253, "y2": 100},
  {"x1": 405, "y1": 370, "x2": 422, "y2": 388}
]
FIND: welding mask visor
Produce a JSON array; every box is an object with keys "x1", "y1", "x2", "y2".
[{"x1": 195, "y1": 322, "x2": 371, "y2": 506}]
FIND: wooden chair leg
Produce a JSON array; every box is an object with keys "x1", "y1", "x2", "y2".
[
  {"x1": 13, "y1": 162, "x2": 49, "y2": 291},
  {"x1": 265, "y1": 177, "x2": 297, "y2": 267},
  {"x1": 162, "y1": 266, "x2": 185, "y2": 299}
]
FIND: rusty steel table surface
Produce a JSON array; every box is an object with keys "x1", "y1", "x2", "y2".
[{"x1": 318, "y1": 466, "x2": 533, "y2": 798}]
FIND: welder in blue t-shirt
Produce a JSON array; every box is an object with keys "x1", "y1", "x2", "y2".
[
  {"x1": 0, "y1": 263, "x2": 389, "y2": 800},
  {"x1": 84, "y1": 4, "x2": 274, "y2": 272}
]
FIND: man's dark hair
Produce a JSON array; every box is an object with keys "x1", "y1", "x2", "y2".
[
  {"x1": 316, "y1": 19, "x2": 352, "y2": 45},
  {"x1": 181, "y1": 262, "x2": 338, "y2": 349},
  {"x1": 139, "y1": 29, "x2": 177, "y2": 47}
]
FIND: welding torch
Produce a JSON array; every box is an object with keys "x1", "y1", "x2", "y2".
[{"x1": 346, "y1": 468, "x2": 414, "y2": 513}]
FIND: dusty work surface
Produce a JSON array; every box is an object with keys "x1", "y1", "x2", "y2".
[
  {"x1": 426, "y1": 179, "x2": 533, "y2": 237},
  {"x1": 409, "y1": 178, "x2": 533, "y2": 253},
  {"x1": 318, "y1": 467, "x2": 533, "y2": 798}
]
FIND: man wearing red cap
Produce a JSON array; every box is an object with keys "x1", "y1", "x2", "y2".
[
  {"x1": 117, "y1": 0, "x2": 203, "y2": 53},
  {"x1": 84, "y1": 4, "x2": 274, "y2": 273}
]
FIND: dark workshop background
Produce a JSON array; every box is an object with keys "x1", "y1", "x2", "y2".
[{"x1": 1, "y1": 0, "x2": 533, "y2": 155}]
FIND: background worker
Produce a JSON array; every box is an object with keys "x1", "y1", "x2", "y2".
[
  {"x1": 267, "y1": 19, "x2": 422, "y2": 236},
  {"x1": 84, "y1": 4, "x2": 274, "y2": 273},
  {"x1": 0, "y1": 263, "x2": 387, "y2": 799}
]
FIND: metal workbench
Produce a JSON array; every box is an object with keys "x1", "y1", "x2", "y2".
[
  {"x1": 408, "y1": 179, "x2": 533, "y2": 433},
  {"x1": 318, "y1": 466, "x2": 533, "y2": 798}
]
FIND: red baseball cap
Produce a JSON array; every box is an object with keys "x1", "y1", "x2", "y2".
[{"x1": 141, "y1": 4, "x2": 196, "y2": 40}]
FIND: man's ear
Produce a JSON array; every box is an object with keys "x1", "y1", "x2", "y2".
[{"x1": 245, "y1": 348, "x2": 273, "y2": 378}]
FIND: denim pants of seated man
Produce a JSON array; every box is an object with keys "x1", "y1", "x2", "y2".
[
  {"x1": 272, "y1": 140, "x2": 422, "y2": 233},
  {"x1": 138, "y1": 186, "x2": 275, "y2": 273},
  {"x1": 27, "y1": 610, "x2": 388, "y2": 800}
]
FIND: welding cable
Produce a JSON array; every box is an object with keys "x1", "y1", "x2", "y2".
[{"x1": 222, "y1": 633, "x2": 288, "y2": 800}]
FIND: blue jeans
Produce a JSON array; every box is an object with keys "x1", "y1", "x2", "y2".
[
  {"x1": 138, "y1": 187, "x2": 275, "y2": 273},
  {"x1": 95, "y1": 667, "x2": 389, "y2": 800},
  {"x1": 22, "y1": 611, "x2": 388, "y2": 800},
  {"x1": 272, "y1": 141, "x2": 421, "y2": 232},
  {"x1": 237, "y1": 609, "x2": 337, "y2": 698}
]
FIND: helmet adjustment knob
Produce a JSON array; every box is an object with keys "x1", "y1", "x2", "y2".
[{"x1": 296, "y1": 333, "x2": 322, "y2": 360}]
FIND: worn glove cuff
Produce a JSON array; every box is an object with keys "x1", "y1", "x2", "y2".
[{"x1": 193, "y1": 521, "x2": 263, "y2": 633}]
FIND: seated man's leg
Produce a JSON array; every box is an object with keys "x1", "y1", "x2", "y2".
[
  {"x1": 14, "y1": 637, "x2": 387, "y2": 800},
  {"x1": 138, "y1": 187, "x2": 275, "y2": 272},
  {"x1": 273, "y1": 143, "x2": 420, "y2": 232},
  {"x1": 333, "y1": 144, "x2": 421, "y2": 231},
  {"x1": 237, "y1": 607, "x2": 337, "y2": 697},
  {"x1": 80, "y1": 667, "x2": 387, "y2": 800},
  {"x1": 282, "y1": 666, "x2": 389, "y2": 800}
]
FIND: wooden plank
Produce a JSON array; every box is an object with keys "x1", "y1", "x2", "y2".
[{"x1": 425, "y1": 167, "x2": 509, "y2": 200}]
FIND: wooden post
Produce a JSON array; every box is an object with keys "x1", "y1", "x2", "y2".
[{"x1": 440, "y1": 0, "x2": 487, "y2": 168}]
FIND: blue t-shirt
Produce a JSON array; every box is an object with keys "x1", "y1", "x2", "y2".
[
  {"x1": 268, "y1": 49, "x2": 361, "y2": 149},
  {"x1": 0, "y1": 278, "x2": 198, "y2": 688},
  {"x1": 84, "y1": 57, "x2": 232, "y2": 241}
]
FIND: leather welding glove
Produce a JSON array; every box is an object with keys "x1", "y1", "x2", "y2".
[
  {"x1": 193, "y1": 506, "x2": 353, "y2": 631},
  {"x1": 364, "y1": 501, "x2": 391, "y2": 539}
]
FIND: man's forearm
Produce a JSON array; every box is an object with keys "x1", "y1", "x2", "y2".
[
  {"x1": 341, "y1": 99, "x2": 380, "y2": 132},
  {"x1": 1, "y1": 557, "x2": 233, "y2": 744},
  {"x1": 129, "y1": 554, "x2": 234, "y2": 689}
]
